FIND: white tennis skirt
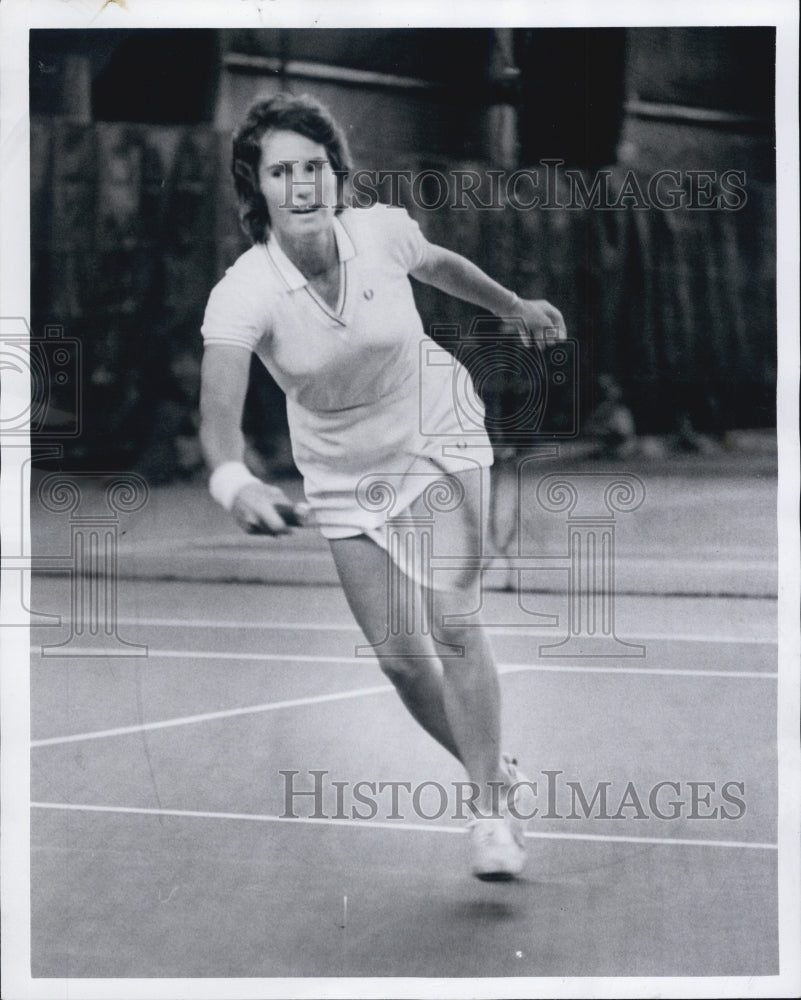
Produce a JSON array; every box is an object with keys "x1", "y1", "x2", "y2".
[{"x1": 287, "y1": 376, "x2": 494, "y2": 589}]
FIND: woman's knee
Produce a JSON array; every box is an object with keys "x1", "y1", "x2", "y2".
[
  {"x1": 376, "y1": 648, "x2": 438, "y2": 685},
  {"x1": 436, "y1": 618, "x2": 495, "y2": 673}
]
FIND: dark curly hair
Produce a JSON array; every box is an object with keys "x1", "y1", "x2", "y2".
[{"x1": 231, "y1": 93, "x2": 352, "y2": 244}]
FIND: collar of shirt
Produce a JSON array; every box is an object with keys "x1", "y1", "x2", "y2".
[{"x1": 265, "y1": 216, "x2": 356, "y2": 291}]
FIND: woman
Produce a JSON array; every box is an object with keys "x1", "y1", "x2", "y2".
[{"x1": 199, "y1": 94, "x2": 566, "y2": 880}]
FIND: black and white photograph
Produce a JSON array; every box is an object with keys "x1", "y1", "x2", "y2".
[{"x1": 1, "y1": 1, "x2": 799, "y2": 997}]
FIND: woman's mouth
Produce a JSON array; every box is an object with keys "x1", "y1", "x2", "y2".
[{"x1": 291, "y1": 205, "x2": 320, "y2": 215}]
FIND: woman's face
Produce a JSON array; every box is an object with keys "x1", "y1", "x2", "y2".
[{"x1": 258, "y1": 129, "x2": 339, "y2": 245}]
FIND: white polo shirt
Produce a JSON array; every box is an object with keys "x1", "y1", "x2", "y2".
[{"x1": 202, "y1": 203, "x2": 493, "y2": 538}]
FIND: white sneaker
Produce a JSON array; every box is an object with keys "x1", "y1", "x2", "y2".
[
  {"x1": 499, "y1": 753, "x2": 535, "y2": 848},
  {"x1": 470, "y1": 816, "x2": 526, "y2": 881}
]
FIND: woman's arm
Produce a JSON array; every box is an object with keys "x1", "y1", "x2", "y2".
[
  {"x1": 199, "y1": 344, "x2": 301, "y2": 534},
  {"x1": 199, "y1": 344, "x2": 251, "y2": 469},
  {"x1": 410, "y1": 242, "x2": 567, "y2": 345}
]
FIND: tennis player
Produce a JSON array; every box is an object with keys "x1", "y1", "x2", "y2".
[{"x1": 199, "y1": 94, "x2": 566, "y2": 879}]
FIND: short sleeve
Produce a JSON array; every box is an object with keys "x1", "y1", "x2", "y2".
[
  {"x1": 375, "y1": 205, "x2": 428, "y2": 273},
  {"x1": 200, "y1": 260, "x2": 272, "y2": 351}
]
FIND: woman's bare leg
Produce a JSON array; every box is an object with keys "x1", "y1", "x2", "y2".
[
  {"x1": 432, "y1": 593, "x2": 505, "y2": 814},
  {"x1": 329, "y1": 534, "x2": 463, "y2": 762},
  {"x1": 330, "y1": 467, "x2": 508, "y2": 813},
  {"x1": 424, "y1": 466, "x2": 506, "y2": 814}
]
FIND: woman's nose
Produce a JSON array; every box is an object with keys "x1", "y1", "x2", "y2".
[{"x1": 290, "y1": 172, "x2": 313, "y2": 202}]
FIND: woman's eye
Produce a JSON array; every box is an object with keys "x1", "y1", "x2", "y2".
[{"x1": 269, "y1": 165, "x2": 285, "y2": 178}]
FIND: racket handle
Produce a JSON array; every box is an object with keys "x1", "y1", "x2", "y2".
[
  {"x1": 293, "y1": 502, "x2": 313, "y2": 526},
  {"x1": 275, "y1": 501, "x2": 314, "y2": 527}
]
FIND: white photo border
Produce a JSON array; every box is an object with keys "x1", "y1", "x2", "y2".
[{"x1": 1, "y1": 2, "x2": 798, "y2": 998}]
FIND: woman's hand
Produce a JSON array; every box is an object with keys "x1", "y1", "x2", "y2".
[
  {"x1": 514, "y1": 298, "x2": 567, "y2": 348},
  {"x1": 231, "y1": 481, "x2": 309, "y2": 535}
]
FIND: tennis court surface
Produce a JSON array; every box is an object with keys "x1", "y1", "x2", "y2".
[{"x1": 28, "y1": 443, "x2": 781, "y2": 979}]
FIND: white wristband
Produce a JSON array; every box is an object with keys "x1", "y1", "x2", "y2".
[{"x1": 209, "y1": 461, "x2": 260, "y2": 511}]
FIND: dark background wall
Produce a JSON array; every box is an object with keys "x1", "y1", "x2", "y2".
[{"x1": 29, "y1": 27, "x2": 776, "y2": 476}]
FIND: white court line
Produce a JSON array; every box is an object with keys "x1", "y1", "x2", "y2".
[
  {"x1": 32, "y1": 645, "x2": 778, "y2": 679},
  {"x1": 127, "y1": 544, "x2": 778, "y2": 570},
  {"x1": 30, "y1": 683, "x2": 392, "y2": 747},
  {"x1": 30, "y1": 801, "x2": 777, "y2": 851},
  {"x1": 30, "y1": 656, "x2": 776, "y2": 749},
  {"x1": 110, "y1": 617, "x2": 778, "y2": 646}
]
